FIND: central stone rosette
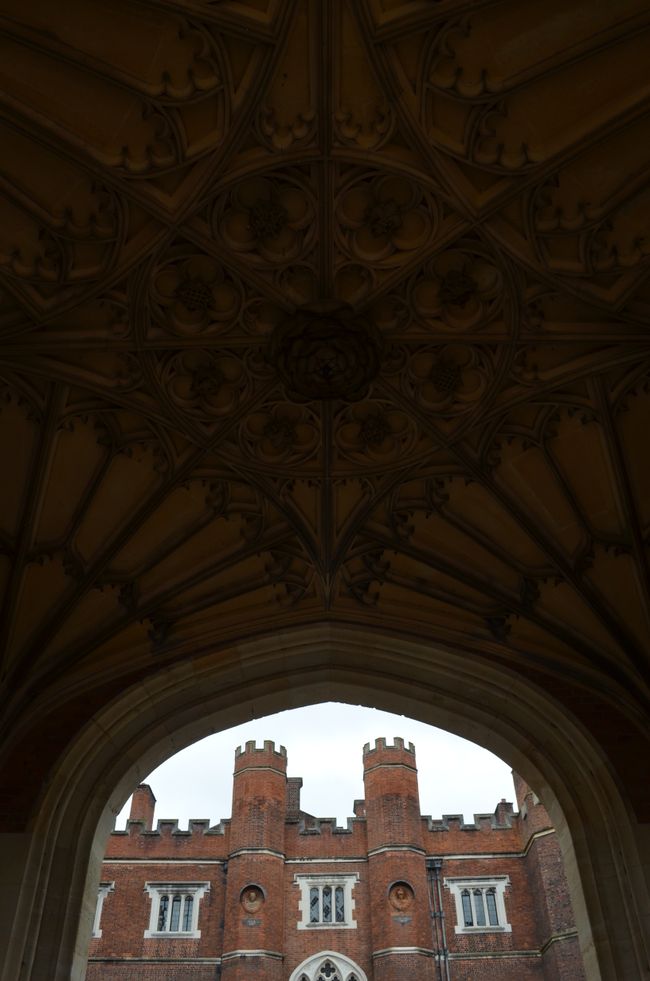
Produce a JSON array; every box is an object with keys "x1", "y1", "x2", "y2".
[{"x1": 268, "y1": 301, "x2": 384, "y2": 401}]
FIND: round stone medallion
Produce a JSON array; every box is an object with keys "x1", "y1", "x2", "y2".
[
  {"x1": 388, "y1": 881, "x2": 414, "y2": 911},
  {"x1": 241, "y1": 885, "x2": 264, "y2": 913},
  {"x1": 268, "y1": 301, "x2": 384, "y2": 402}
]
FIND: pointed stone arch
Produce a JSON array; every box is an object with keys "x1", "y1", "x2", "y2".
[
  {"x1": 289, "y1": 950, "x2": 367, "y2": 981},
  {"x1": 0, "y1": 625, "x2": 648, "y2": 981}
]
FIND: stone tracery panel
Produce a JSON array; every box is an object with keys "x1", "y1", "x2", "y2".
[{"x1": 0, "y1": 0, "x2": 648, "y2": 745}]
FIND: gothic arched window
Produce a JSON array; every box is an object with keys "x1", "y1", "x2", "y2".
[
  {"x1": 316, "y1": 961, "x2": 342, "y2": 980},
  {"x1": 289, "y1": 952, "x2": 368, "y2": 981}
]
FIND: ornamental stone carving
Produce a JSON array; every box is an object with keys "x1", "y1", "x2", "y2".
[
  {"x1": 410, "y1": 248, "x2": 504, "y2": 332},
  {"x1": 335, "y1": 400, "x2": 419, "y2": 466},
  {"x1": 161, "y1": 350, "x2": 248, "y2": 420},
  {"x1": 241, "y1": 886, "x2": 264, "y2": 913},
  {"x1": 243, "y1": 402, "x2": 321, "y2": 466},
  {"x1": 0, "y1": 0, "x2": 648, "y2": 817},
  {"x1": 214, "y1": 174, "x2": 317, "y2": 266},
  {"x1": 336, "y1": 172, "x2": 438, "y2": 268},
  {"x1": 268, "y1": 302, "x2": 384, "y2": 402},
  {"x1": 152, "y1": 254, "x2": 242, "y2": 336},
  {"x1": 406, "y1": 344, "x2": 492, "y2": 415},
  {"x1": 389, "y1": 882, "x2": 414, "y2": 911}
]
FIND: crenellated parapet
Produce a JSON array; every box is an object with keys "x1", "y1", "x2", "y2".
[
  {"x1": 423, "y1": 800, "x2": 516, "y2": 833},
  {"x1": 112, "y1": 817, "x2": 228, "y2": 838},
  {"x1": 234, "y1": 739, "x2": 287, "y2": 772},
  {"x1": 362, "y1": 736, "x2": 416, "y2": 768},
  {"x1": 297, "y1": 815, "x2": 365, "y2": 835}
]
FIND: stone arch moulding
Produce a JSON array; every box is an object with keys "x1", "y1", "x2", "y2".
[
  {"x1": 1, "y1": 624, "x2": 648, "y2": 981},
  {"x1": 290, "y1": 950, "x2": 368, "y2": 981}
]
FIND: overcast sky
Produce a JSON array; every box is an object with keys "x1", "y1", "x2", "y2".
[{"x1": 115, "y1": 703, "x2": 516, "y2": 829}]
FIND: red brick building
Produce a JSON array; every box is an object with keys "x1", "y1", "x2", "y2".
[{"x1": 86, "y1": 739, "x2": 586, "y2": 980}]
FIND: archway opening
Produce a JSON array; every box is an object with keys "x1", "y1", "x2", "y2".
[
  {"x1": 111, "y1": 702, "x2": 516, "y2": 831},
  {"x1": 3, "y1": 625, "x2": 647, "y2": 981},
  {"x1": 88, "y1": 702, "x2": 579, "y2": 980}
]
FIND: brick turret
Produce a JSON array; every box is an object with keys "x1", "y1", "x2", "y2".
[
  {"x1": 222, "y1": 740, "x2": 287, "y2": 981},
  {"x1": 363, "y1": 738, "x2": 436, "y2": 981}
]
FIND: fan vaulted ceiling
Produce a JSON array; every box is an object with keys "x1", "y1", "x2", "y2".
[{"x1": 0, "y1": 0, "x2": 649, "y2": 806}]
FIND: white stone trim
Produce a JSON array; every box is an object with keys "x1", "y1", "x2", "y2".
[
  {"x1": 367, "y1": 844, "x2": 426, "y2": 857},
  {"x1": 294, "y1": 873, "x2": 358, "y2": 930},
  {"x1": 222, "y1": 949, "x2": 283, "y2": 960},
  {"x1": 372, "y1": 946, "x2": 436, "y2": 958},
  {"x1": 228, "y1": 847, "x2": 284, "y2": 859},
  {"x1": 143, "y1": 882, "x2": 209, "y2": 939},
  {"x1": 104, "y1": 858, "x2": 226, "y2": 865},
  {"x1": 444, "y1": 876, "x2": 511, "y2": 934},
  {"x1": 286, "y1": 857, "x2": 367, "y2": 865},
  {"x1": 88, "y1": 957, "x2": 223, "y2": 964},
  {"x1": 92, "y1": 882, "x2": 114, "y2": 938},
  {"x1": 289, "y1": 950, "x2": 367, "y2": 981}
]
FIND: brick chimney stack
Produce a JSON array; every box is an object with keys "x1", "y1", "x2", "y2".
[
  {"x1": 287, "y1": 776, "x2": 303, "y2": 821},
  {"x1": 128, "y1": 784, "x2": 156, "y2": 830}
]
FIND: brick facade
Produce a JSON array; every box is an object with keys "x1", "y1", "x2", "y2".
[{"x1": 86, "y1": 739, "x2": 586, "y2": 980}]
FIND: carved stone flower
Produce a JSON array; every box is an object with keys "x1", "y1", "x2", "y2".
[
  {"x1": 409, "y1": 344, "x2": 488, "y2": 412},
  {"x1": 338, "y1": 401, "x2": 412, "y2": 462},
  {"x1": 339, "y1": 174, "x2": 433, "y2": 262},
  {"x1": 413, "y1": 249, "x2": 502, "y2": 328},
  {"x1": 166, "y1": 350, "x2": 244, "y2": 418},
  {"x1": 269, "y1": 302, "x2": 383, "y2": 402},
  {"x1": 220, "y1": 176, "x2": 314, "y2": 262},
  {"x1": 244, "y1": 403, "x2": 318, "y2": 463},
  {"x1": 154, "y1": 254, "x2": 240, "y2": 333}
]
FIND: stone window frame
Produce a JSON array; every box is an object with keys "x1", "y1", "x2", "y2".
[
  {"x1": 92, "y1": 881, "x2": 114, "y2": 938},
  {"x1": 294, "y1": 873, "x2": 359, "y2": 930},
  {"x1": 290, "y1": 950, "x2": 368, "y2": 981},
  {"x1": 444, "y1": 875, "x2": 512, "y2": 934},
  {"x1": 143, "y1": 881, "x2": 210, "y2": 939}
]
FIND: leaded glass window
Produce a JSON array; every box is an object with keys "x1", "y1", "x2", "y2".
[
  {"x1": 170, "y1": 894, "x2": 181, "y2": 931},
  {"x1": 322, "y1": 886, "x2": 332, "y2": 923},
  {"x1": 335, "y1": 886, "x2": 345, "y2": 922},
  {"x1": 486, "y1": 887, "x2": 498, "y2": 926},
  {"x1": 144, "y1": 882, "x2": 209, "y2": 938},
  {"x1": 473, "y1": 888, "x2": 486, "y2": 926},
  {"x1": 310, "y1": 887, "x2": 320, "y2": 923},
  {"x1": 445, "y1": 877, "x2": 511, "y2": 935},
  {"x1": 182, "y1": 895, "x2": 194, "y2": 931},
  {"x1": 295, "y1": 874, "x2": 358, "y2": 930},
  {"x1": 157, "y1": 894, "x2": 169, "y2": 931},
  {"x1": 305, "y1": 882, "x2": 347, "y2": 925},
  {"x1": 290, "y1": 953, "x2": 365, "y2": 980},
  {"x1": 461, "y1": 888, "x2": 473, "y2": 926}
]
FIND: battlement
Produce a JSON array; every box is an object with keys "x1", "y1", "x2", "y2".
[
  {"x1": 113, "y1": 816, "x2": 228, "y2": 836},
  {"x1": 362, "y1": 737, "x2": 415, "y2": 756},
  {"x1": 423, "y1": 800, "x2": 516, "y2": 833},
  {"x1": 235, "y1": 739, "x2": 287, "y2": 759},
  {"x1": 298, "y1": 816, "x2": 354, "y2": 835}
]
